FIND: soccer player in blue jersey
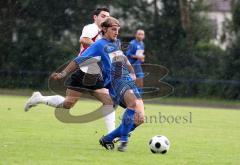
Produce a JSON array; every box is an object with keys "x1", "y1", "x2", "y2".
[
  {"x1": 24, "y1": 8, "x2": 117, "y2": 134},
  {"x1": 51, "y1": 17, "x2": 144, "y2": 152},
  {"x1": 125, "y1": 29, "x2": 145, "y2": 91}
]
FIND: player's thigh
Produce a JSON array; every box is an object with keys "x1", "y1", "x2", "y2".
[{"x1": 92, "y1": 88, "x2": 113, "y2": 105}]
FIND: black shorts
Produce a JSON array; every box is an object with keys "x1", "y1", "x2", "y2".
[{"x1": 65, "y1": 69, "x2": 104, "y2": 92}]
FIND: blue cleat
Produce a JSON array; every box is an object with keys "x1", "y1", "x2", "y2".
[{"x1": 99, "y1": 136, "x2": 114, "y2": 150}]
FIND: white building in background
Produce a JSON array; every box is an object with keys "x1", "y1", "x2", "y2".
[{"x1": 203, "y1": 0, "x2": 233, "y2": 50}]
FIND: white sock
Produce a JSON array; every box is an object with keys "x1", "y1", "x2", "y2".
[
  {"x1": 101, "y1": 105, "x2": 116, "y2": 133},
  {"x1": 39, "y1": 95, "x2": 65, "y2": 108}
]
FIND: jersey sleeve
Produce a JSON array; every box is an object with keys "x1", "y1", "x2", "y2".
[
  {"x1": 80, "y1": 24, "x2": 98, "y2": 39},
  {"x1": 125, "y1": 41, "x2": 136, "y2": 57},
  {"x1": 74, "y1": 43, "x2": 100, "y2": 65}
]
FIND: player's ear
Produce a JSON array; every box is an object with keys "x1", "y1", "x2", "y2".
[
  {"x1": 93, "y1": 15, "x2": 97, "y2": 21},
  {"x1": 102, "y1": 27, "x2": 107, "y2": 34}
]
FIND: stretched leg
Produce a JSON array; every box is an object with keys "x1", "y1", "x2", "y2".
[
  {"x1": 118, "y1": 90, "x2": 144, "y2": 151},
  {"x1": 24, "y1": 89, "x2": 81, "y2": 111},
  {"x1": 92, "y1": 88, "x2": 116, "y2": 133},
  {"x1": 63, "y1": 89, "x2": 82, "y2": 109},
  {"x1": 101, "y1": 89, "x2": 144, "y2": 151},
  {"x1": 122, "y1": 90, "x2": 144, "y2": 133}
]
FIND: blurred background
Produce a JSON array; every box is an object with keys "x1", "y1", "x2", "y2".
[{"x1": 0, "y1": 0, "x2": 239, "y2": 101}]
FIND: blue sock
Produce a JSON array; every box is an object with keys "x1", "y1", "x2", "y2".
[
  {"x1": 103, "y1": 125, "x2": 122, "y2": 142},
  {"x1": 103, "y1": 123, "x2": 138, "y2": 142},
  {"x1": 120, "y1": 108, "x2": 135, "y2": 142},
  {"x1": 130, "y1": 124, "x2": 137, "y2": 132}
]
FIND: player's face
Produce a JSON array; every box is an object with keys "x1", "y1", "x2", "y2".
[
  {"x1": 95, "y1": 11, "x2": 110, "y2": 27},
  {"x1": 105, "y1": 26, "x2": 120, "y2": 41},
  {"x1": 136, "y1": 30, "x2": 145, "y2": 41}
]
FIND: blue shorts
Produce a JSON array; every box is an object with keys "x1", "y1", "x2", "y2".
[
  {"x1": 133, "y1": 63, "x2": 144, "y2": 78},
  {"x1": 107, "y1": 77, "x2": 142, "y2": 105}
]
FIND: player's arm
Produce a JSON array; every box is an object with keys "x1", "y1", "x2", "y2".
[
  {"x1": 126, "y1": 43, "x2": 145, "y2": 61},
  {"x1": 79, "y1": 37, "x2": 94, "y2": 47},
  {"x1": 51, "y1": 43, "x2": 99, "y2": 80},
  {"x1": 130, "y1": 54, "x2": 145, "y2": 61},
  {"x1": 51, "y1": 55, "x2": 97, "y2": 80},
  {"x1": 51, "y1": 61, "x2": 78, "y2": 80},
  {"x1": 124, "y1": 56, "x2": 136, "y2": 81}
]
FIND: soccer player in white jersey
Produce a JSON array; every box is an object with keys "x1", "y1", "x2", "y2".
[
  {"x1": 79, "y1": 8, "x2": 108, "y2": 54},
  {"x1": 24, "y1": 8, "x2": 117, "y2": 134}
]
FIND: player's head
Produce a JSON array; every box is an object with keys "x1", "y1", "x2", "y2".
[
  {"x1": 93, "y1": 7, "x2": 110, "y2": 27},
  {"x1": 135, "y1": 29, "x2": 145, "y2": 41},
  {"x1": 101, "y1": 17, "x2": 120, "y2": 41}
]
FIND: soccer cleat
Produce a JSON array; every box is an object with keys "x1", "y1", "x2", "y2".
[
  {"x1": 113, "y1": 132, "x2": 132, "y2": 143},
  {"x1": 99, "y1": 136, "x2": 114, "y2": 150},
  {"x1": 117, "y1": 141, "x2": 128, "y2": 152},
  {"x1": 24, "y1": 92, "x2": 42, "y2": 112}
]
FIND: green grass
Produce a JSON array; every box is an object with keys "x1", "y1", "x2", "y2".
[
  {"x1": 0, "y1": 95, "x2": 239, "y2": 165},
  {"x1": 147, "y1": 97, "x2": 240, "y2": 109}
]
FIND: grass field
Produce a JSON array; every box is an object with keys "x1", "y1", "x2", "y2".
[{"x1": 0, "y1": 95, "x2": 239, "y2": 165}]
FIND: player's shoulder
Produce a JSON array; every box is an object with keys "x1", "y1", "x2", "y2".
[
  {"x1": 83, "y1": 23, "x2": 98, "y2": 31},
  {"x1": 90, "y1": 38, "x2": 108, "y2": 51},
  {"x1": 130, "y1": 39, "x2": 138, "y2": 45},
  {"x1": 94, "y1": 38, "x2": 107, "y2": 45}
]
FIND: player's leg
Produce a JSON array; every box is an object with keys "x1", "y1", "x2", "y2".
[
  {"x1": 62, "y1": 88, "x2": 82, "y2": 109},
  {"x1": 92, "y1": 88, "x2": 116, "y2": 133},
  {"x1": 134, "y1": 64, "x2": 144, "y2": 93},
  {"x1": 117, "y1": 89, "x2": 144, "y2": 151},
  {"x1": 24, "y1": 91, "x2": 65, "y2": 111},
  {"x1": 24, "y1": 89, "x2": 81, "y2": 111},
  {"x1": 101, "y1": 89, "x2": 144, "y2": 151}
]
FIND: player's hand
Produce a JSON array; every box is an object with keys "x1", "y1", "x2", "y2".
[
  {"x1": 140, "y1": 55, "x2": 145, "y2": 62},
  {"x1": 130, "y1": 73, "x2": 136, "y2": 81},
  {"x1": 50, "y1": 71, "x2": 66, "y2": 80}
]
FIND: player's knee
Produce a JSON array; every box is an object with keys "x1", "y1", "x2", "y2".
[
  {"x1": 63, "y1": 100, "x2": 75, "y2": 109},
  {"x1": 134, "y1": 118, "x2": 144, "y2": 126},
  {"x1": 101, "y1": 98, "x2": 113, "y2": 105},
  {"x1": 138, "y1": 116, "x2": 145, "y2": 125},
  {"x1": 127, "y1": 100, "x2": 137, "y2": 109}
]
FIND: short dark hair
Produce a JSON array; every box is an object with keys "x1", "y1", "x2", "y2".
[{"x1": 93, "y1": 7, "x2": 110, "y2": 16}]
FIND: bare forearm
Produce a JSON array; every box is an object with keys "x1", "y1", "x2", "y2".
[
  {"x1": 125, "y1": 57, "x2": 135, "y2": 74},
  {"x1": 62, "y1": 61, "x2": 78, "y2": 75},
  {"x1": 51, "y1": 60, "x2": 78, "y2": 80},
  {"x1": 130, "y1": 55, "x2": 144, "y2": 60}
]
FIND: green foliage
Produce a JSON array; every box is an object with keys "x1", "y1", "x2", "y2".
[
  {"x1": 0, "y1": 0, "x2": 239, "y2": 99},
  {"x1": 232, "y1": 0, "x2": 240, "y2": 32},
  {"x1": 222, "y1": 0, "x2": 240, "y2": 99}
]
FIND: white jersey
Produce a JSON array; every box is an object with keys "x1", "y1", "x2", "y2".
[{"x1": 79, "y1": 23, "x2": 102, "y2": 55}]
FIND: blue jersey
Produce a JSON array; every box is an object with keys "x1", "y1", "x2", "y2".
[
  {"x1": 74, "y1": 38, "x2": 131, "y2": 87},
  {"x1": 125, "y1": 39, "x2": 145, "y2": 64},
  {"x1": 74, "y1": 38, "x2": 141, "y2": 104}
]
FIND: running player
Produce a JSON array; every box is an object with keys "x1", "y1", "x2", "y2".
[
  {"x1": 24, "y1": 8, "x2": 116, "y2": 134},
  {"x1": 51, "y1": 17, "x2": 145, "y2": 152},
  {"x1": 125, "y1": 29, "x2": 145, "y2": 92}
]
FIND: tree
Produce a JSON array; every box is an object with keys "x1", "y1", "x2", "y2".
[
  {"x1": 0, "y1": 0, "x2": 112, "y2": 88},
  {"x1": 223, "y1": 0, "x2": 240, "y2": 99}
]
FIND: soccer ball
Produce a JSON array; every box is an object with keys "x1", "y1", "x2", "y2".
[{"x1": 149, "y1": 135, "x2": 170, "y2": 154}]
